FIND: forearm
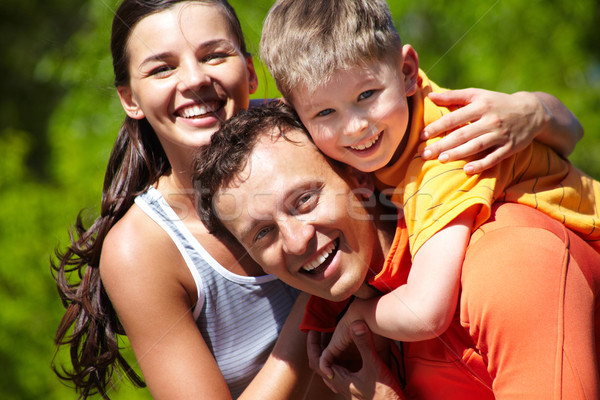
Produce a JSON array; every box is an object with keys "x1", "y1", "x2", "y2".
[
  {"x1": 524, "y1": 91, "x2": 583, "y2": 156},
  {"x1": 352, "y1": 210, "x2": 475, "y2": 343},
  {"x1": 354, "y1": 285, "x2": 457, "y2": 342}
]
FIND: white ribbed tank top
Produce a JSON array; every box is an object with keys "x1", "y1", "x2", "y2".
[{"x1": 135, "y1": 187, "x2": 299, "y2": 398}]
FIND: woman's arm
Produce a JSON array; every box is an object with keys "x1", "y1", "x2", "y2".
[
  {"x1": 100, "y1": 209, "x2": 325, "y2": 400},
  {"x1": 100, "y1": 211, "x2": 233, "y2": 399},
  {"x1": 422, "y1": 89, "x2": 583, "y2": 174},
  {"x1": 318, "y1": 207, "x2": 477, "y2": 377}
]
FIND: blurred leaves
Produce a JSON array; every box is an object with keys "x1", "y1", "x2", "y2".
[{"x1": 1, "y1": 0, "x2": 598, "y2": 399}]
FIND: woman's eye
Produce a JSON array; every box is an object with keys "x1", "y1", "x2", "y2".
[
  {"x1": 316, "y1": 108, "x2": 334, "y2": 117},
  {"x1": 149, "y1": 65, "x2": 173, "y2": 77},
  {"x1": 358, "y1": 90, "x2": 375, "y2": 100},
  {"x1": 202, "y1": 53, "x2": 228, "y2": 64}
]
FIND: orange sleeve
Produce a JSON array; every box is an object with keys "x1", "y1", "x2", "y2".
[{"x1": 300, "y1": 296, "x2": 351, "y2": 333}]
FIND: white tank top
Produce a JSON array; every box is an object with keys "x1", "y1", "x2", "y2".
[{"x1": 135, "y1": 187, "x2": 300, "y2": 398}]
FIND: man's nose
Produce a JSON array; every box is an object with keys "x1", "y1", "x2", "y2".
[{"x1": 280, "y1": 217, "x2": 315, "y2": 255}]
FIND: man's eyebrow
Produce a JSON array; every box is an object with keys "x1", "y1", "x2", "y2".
[{"x1": 139, "y1": 39, "x2": 237, "y2": 67}]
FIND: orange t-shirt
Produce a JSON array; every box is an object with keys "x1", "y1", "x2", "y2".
[{"x1": 375, "y1": 70, "x2": 600, "y2": 256}]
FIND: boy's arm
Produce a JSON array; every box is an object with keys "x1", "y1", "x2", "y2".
[
  {"x1": 422, "y1": 89, "x2": 583, "y2": 174},
  {"x1": 319, "y1": 207, "x2": 478, "y2": 377}
]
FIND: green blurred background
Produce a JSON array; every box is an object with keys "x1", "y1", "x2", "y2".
[{"x1": 1, "y1": 0, "x2": 598, "y2": 398}]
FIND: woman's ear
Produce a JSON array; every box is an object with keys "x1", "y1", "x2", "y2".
[
  {"x1": 117, "y1": 86, "x2": 145, "y2": 119},
  {"x1": 400, "y1": 44, "x2": 419, "y2": 97},
  {"x1": 246, "y1": 56, "x2": 259, "y2": 95}
]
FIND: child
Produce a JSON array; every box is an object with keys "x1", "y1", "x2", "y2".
[{"x1": 259, "y1": 0, "x2": 600, "y2": 382}]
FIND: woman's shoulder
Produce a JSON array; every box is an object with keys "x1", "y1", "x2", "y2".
[{"x1": 99, "y1": 203, "x2": 189, "y2": 292}]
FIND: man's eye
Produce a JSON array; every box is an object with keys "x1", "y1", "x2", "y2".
[
  {"x1": 254, "y1": 226, "x2": 272, "y2": 242},
  {"x1": 316, "y1": 108, "x2": 334, "y2": 117},
  {"x1": 358, "y1": 90, "x2": 375, "y2": 100},
  {"x1": 296, "y1": 191, "x2": 319, "y2": 213},
  {"x1": 298, "y1": 193, "x2": 313, "y2": 206}
]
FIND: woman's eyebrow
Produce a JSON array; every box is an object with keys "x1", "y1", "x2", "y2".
[{"x1": 139, "y1": 39, "x2": 236, "y2": 67}]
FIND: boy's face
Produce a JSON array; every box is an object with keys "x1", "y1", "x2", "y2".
[
  {"x1": 212, "y1": 129, "x2": 382, "y2": 301},
  {"x1": 291, "y1": 45, "x2": 419, "y2": 173}
]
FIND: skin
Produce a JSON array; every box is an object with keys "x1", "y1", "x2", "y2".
[
  {"x1": 210, "y1": 126, "x2": 474, "y2": 394},
  {"x1": 281, "y1": 41, "x2": 586, "y2": 379},
  {"x1": 214, "y1": 129, "x2": 396, "y2": 302},
  {"x1": 96, "y1": 4, "x2": 583, "y2": 399},
  {"x1": 100, "y1": 3, "x2": 329, "y2": 399},
  {"x1": 291, "y1": 45, "x2": 419, "y2": 173}
]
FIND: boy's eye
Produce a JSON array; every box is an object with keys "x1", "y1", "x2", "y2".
[
  {"x1": 358, "y1": 90, "x2": 375, "y2": 100},
  {"x1": 316, "y1": 108, "x2": 334, "y2": 117}
]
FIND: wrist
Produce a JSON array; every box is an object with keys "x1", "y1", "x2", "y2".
[{"x1": 523, "y1": 91, "x2": 553, "y2": 137}]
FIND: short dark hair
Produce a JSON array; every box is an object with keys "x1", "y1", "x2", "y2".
[{"x1": 193, "y1": 101, "x2": 308, "y2": 236}]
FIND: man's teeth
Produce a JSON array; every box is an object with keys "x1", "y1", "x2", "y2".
[
  {"x1": 180, "y1": 103, "x2": 217, "y2": 118},
  {"x1": 302, "y1": 241, "x2": 336, "y2": 272},
  {"x1": 350, "y1": 132, "x2": 381, "y2": 151}
]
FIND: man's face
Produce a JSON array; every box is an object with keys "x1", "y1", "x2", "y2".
[{"x1": 213, "y1": 129, "x2": 381, "y2": 301}]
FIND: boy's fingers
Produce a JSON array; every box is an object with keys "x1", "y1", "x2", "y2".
[
  {"x1": 319, "y1": 349, "x2": 335, "y2": 379},
  {"x1": 306, "y1": 330, "x2": 323, "y2": 371},
  {"x1": 349, "y1": 320, "x2": 378, "y2": 364}
]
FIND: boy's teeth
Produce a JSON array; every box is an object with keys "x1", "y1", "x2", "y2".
[
  {"x1": 302, "y1": 241, "x2": 336, "y2": 272},
  {"x1": 351, "y1": 132, "x2": 381, "y2": 150}
]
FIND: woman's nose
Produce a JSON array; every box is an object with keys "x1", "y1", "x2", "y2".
[{"x1": 178, "y1": 60, "x2": 211, "y2": 92}]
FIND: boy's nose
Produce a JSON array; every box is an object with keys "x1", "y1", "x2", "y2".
[
  {"x1": 280, "y1": 217, "x2": 315, "y2": 255},
  {"x1": 343, "y1": 113, "x2": 369, "y2": 138}
]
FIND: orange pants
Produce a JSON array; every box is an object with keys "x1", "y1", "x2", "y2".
[{"x1": 403, "y1": 203, "x2": 600, "y2": 399}]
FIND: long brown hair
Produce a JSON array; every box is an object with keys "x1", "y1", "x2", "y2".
[{"x1": 51, "y1": 1, "x2": 248, "y2": 398}]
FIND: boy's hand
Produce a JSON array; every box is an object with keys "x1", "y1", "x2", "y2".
[
  {"x1": 421, "y1": 88, "x2": 548, "y2": 174},
  {"x1": 309, "y1": 321, "x2": 405, "y2": 400},
  {"x1": 319, "y1": 313, "x2": 358, "y2": 380}
]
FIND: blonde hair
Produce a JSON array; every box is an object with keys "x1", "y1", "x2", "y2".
[{"x1": 260, "y1": 0, "x2": 402, "y2": 101}]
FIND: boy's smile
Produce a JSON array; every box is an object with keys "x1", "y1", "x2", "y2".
[{"x1": 291, "y1": 45, "x2": 419, "y2": 173}]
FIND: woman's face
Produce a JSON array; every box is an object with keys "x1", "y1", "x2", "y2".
[{"x1": 118, "y1": 2, "x2": 257, "y2": 159}]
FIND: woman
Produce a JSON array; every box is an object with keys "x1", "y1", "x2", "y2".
[{"x1": 51, "y1": 0, "x2": 583, "y2": 399}]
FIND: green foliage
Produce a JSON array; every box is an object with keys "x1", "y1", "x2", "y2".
[{"x1": 1, "y1": 0, "x2": 598, "y2": 399}]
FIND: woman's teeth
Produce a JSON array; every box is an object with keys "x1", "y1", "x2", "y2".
[
  {"x1": 302, "y1": 241, "x2": 336, "y2": 272},
  {"x1": 350, "y1": 132, "x2": 381, "y2": 151},
  {"x1": 179, "y1": 103, "x2": 217, "y2": 118}
]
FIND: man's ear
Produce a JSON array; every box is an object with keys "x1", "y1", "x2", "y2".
[
  {"x1": 399, "y1": 44, "x2": 419, "y2": 97},
  {"x1": 346, "y1": 167, "x2": 375, "y2": 200},
  {"x1": 117, "y1": 86, "x2": 145, "y2": 120}
]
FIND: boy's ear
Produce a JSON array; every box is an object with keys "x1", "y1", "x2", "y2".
[
  {"x1": 117, "y1": 86, "x2": 145, "y2": 120},
  {"x1": 400, "y1": 45, "x2": 419, "y2": 97}
]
